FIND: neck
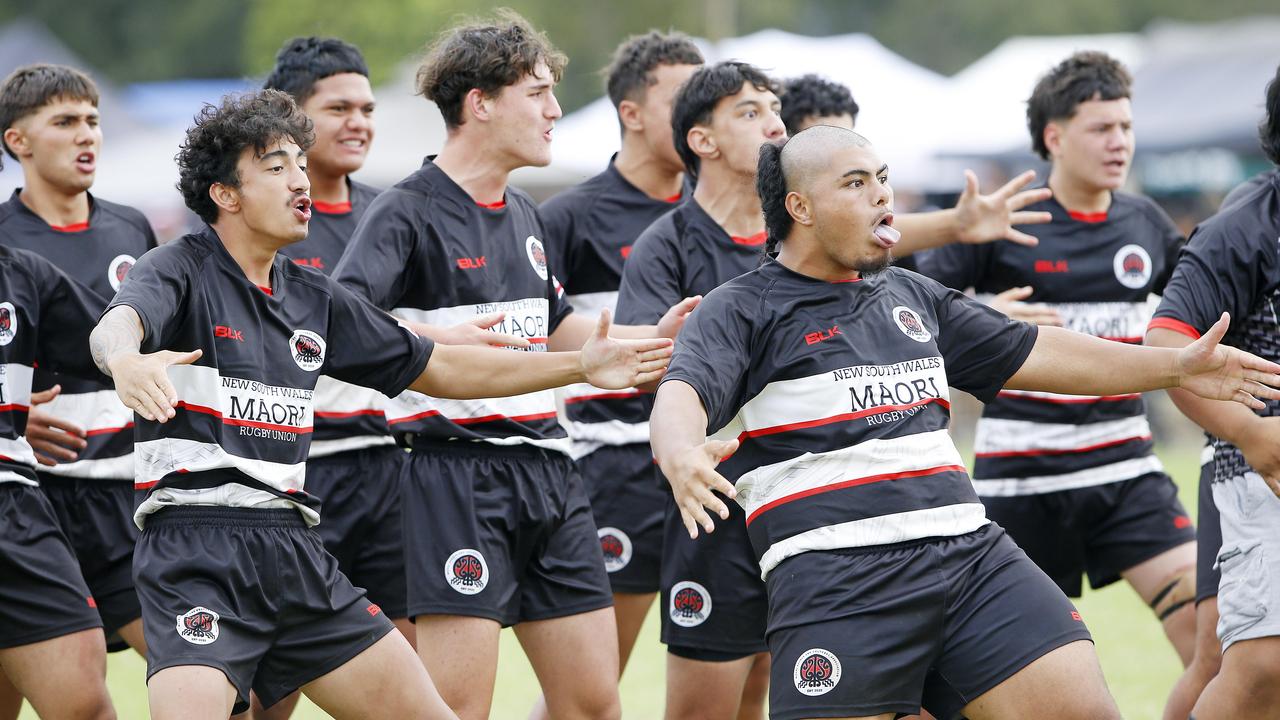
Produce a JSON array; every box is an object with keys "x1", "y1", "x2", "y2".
[
  {"x1": 209, "y1": 219, "x2": 279, "y2": 287},
  {"x1": 614, "y1": 136, "x2": 683, "y2": 200},
  {"x1": 307, "y1": 169, "x2": 349, "y2": 205},
  {"x1": 692, "y1": 164, "x2": 764, "y2": 237},
  {"x1": 777, "y1": 236, "x2": 860, "y2": 283},
  {"x1": 1048, "y1": 168, "x2": 1112, "y2": 214},
  {"x1": 18, "y1": 175, "x2": 90, "y2": 227},
  {"x1": 434, "y1": 133, "x2": 512, "y2": 205}
]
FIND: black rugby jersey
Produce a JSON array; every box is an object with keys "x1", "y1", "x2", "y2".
[
  {"x1": 279, "y1": 179, "x2": 392, "y2": 457},
  {"x1": 335, "y1": 158, "x2": 573, "y2": 452},
  {"x1": 1150, "y1": 169, "x2": 1280, "y2": 487},
  {"x1": 0, "y1": 191, "x2": 155, "y2": 481},
  {"x1": 107, "y1": 227, "x2": 433, "y2": 526},
  {"x1": 919, "y1": 193, "x2": 1183, "y2": 496},
  {"x1": 0, "y1": 247, "x2": 102, "y2": 486},
  {"x1": 662, "y1": 262, "x2": 1037, "y2": 577},
  {"x1": 541, "y1": 159, "x2": 682, "y2": 457}
]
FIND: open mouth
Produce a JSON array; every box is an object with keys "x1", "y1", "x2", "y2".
[
  {"x1": 338, "y1": 138, "x2": 367, "y2": 150},
  {"x1": 292, "y1": 195, "x2": 312, "y2": 222},
  {"x1": 75, "y1": 152, "x2": 95, "y2": 173},
  {"x1": 543, "y1": 126, "x2": 554, "y2": 142},
  {"x1": 872, "y1": 213, "x2": 900, "y2": 249}
]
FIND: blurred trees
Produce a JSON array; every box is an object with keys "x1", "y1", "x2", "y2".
[{"x1": 3, "y1": 0, "x2": 1278, "y2": 112}]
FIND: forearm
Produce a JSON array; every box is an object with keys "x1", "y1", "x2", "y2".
[
  {"x1": 651, "y1": 381, "x2": 710, "y2": 470},
  {"x1": 1006, "y1": 326, "x2": 1180, "y2": 396},
  {"x1": 410, "y1": 345, "x2": 583, "y2": 399},
  {"x1": 1147, "y1": 327, "x2": 1259, "y2": 444},
  {"x1": 89, "y1": 306, "x2": 144, "y2": 377},
  {"x1": 893, "y1": 209, "x2": 959, "y2": 256}
]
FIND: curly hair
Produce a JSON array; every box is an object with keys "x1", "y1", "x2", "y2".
[
  {"x1": 1262, "y1": 62, "x2": 1280, "y2": 166},
  {"x1": 1026, "y1": 51, "x2": 1132, "y2": 160},
  {"x1": 263, "y1": 37, "x2": 369, "y2": 104},
  {"x1": 671, "y1": 61, "x2": 779, "y2": 181},
  {"x1": 416, "y1": 9, "x2": 566, "y2": 129},
  {"x1": 780, "y1": 74, "x2": 859, "y2": 136},
  {"x1": 0, "y1": 64, "x2": 99, "y2": 168},
  {"x1": 604, "y1": 30, "x2": 703, "y2": 110},
  {"x1": 176, "y1": 89, "x2": 314, "y2": 225}
]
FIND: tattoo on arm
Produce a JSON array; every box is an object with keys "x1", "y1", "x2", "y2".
[{"x1": 90, "y1": 306, "x2": 144, "y2": 377}]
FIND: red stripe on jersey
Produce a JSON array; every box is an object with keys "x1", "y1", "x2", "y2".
[
  {"x1": 314, "y1": 409, "x2": 387, "y2": 419},
  {"x1": 735, "y1": 397, "x2": 949, "y2": 443},
  {"x1": 746, "y1": 463, "x2": 968, "y2": 525},
  {"x1": 312, "y1": 200, "x2": 352, "y2": 214},
  {"x1": 175, "y1": 401, "x2": 311, "y2": 434},
  {"x1": 995, "y1": 392, "x2": 1139, "y2": 404},
  {"x1": 1099, "y1": 336, "x2": 1142, "y2": 344},
  {"x1": 1147, "y1": 317, "x2": 1202, "y2": 340},
  {"x1": 135, "y1": 479, "x2": 158, "y2": 489},
  {"x1": 0, "y1": 403, "x2": 30, "y2": 413},
  {"x1": 563, "y1": 390, "x2": 649, "y2": 404},
  {"x1": 974, "y1": 434, "x2": 1150, "y2": 459},
  {"x1": 1067, "y1": 210, "x2": 1108, "y2": 223},
  {"x1": 387, "y1": 409, "x2": 558, "y2": 425},
  {"x1": 85, "y1": 422, "x2": 134, "y2": 436},
  {"x1": 731, "y1": 232, "x2": 767, "y2": 246},
  {"x1": 50, "y1": 220, "x2": 90, "y2": 233}
]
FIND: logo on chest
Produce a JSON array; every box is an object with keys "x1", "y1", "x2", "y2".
[
  {"x1": 289, "y1": 330, "x2": 326, "y2": 372},
  {"x1": 107, "y1": 254, "x2": 136, "y2": 292},
  {"x1": 0, "y1": 302, "x2": 15, "y2": 346},
  {"x1": 892, "y1": 306, "x2": 932, "y2": 343},
  {"x1": 1113, "y1": 244, "x2": 1152, "y2": 289},
  {"x1": 525, "y1": 236, "x2": 549, "y2": 281}
]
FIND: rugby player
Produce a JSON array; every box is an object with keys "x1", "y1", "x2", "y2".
[
  {"x1": 0, "y1": 247, "x2": 116, "y2": 720},
  {"x1": 88, "y1": 89, "x2": 671, "y2": 720},
  {"x1": 652, "y1": 124, "x2": 1280, "y2": 720},
  {"x1": 333, "y1": 13, "x2": 695, "y2": 720},
  {"x1": 0, "y1": 64, "x2": 155, "y2": 657},
  {"x1": 779, "y1": 73, "x2": 859, "y2": 136},
  {"x1": 1145, "y1": 62, "x2": 1280, "y2": 720},
  {"x1": 919, "y1": 52, "x2": 1198, "y2": 665}
]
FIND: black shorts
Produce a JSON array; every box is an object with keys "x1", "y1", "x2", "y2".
[
  {"x1": 135, "y1": 507, "x2": 394, "y2": 714},
  {"x1": 1196, "y1": 450, "x2": 1221, "y2": 603},
  {"x1": 38, "y1": 473, "x2": 142, "y2": 639},
  {"x1": 402, "y1": 439, "x2": 612, "y2": 626},
  {"x1": 577, "y1": 444, "x2": 664, "y2": 594},
  {"x1": 0, "y1": 483, "x2": 102, "y2": 649},
  {"x1": 766, "y1": 524, "x2": 1092, "y2": 720},
  {"x1": 660, "y1": 493, "x2": 768, "y2": 659},
  {"x1": 307, "y1": 444, "x2": 408, "y2": 618},
  {"x1": 981, "y1": 472, "x2": 1196, "y2": 597}
]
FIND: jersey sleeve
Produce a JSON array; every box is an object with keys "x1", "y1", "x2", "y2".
[
  {"x1": 104, "y1": 245, "x2": 191, "y2": 351},
  {"x1": 1150, "y1": 217, "x2": 1278, "y2": 340},
  {"x1": 660, "y1": 287, "x2": 756, "y2": 432},
  {"x1": 322, "y1": 277, "x2": 435, "y2": 397},
  {"x1": 616, "y1": 222, "x2": 682, "y2": 325},
  {"x1": 333, "y1": 191, "x2": 423, "y2": 310},
  {"x1": 928, "y1": 279, "x2": 1039, "y2": 402},
  {"x1": 1149, "y1": 204, "x2": 1186, "y2": 295},
  {"x1": 914, "y1": 241, "x2": 988, "y2": 291},
  {"x1": 27, "y1": 254, "x2": 102, "y2": 378}
]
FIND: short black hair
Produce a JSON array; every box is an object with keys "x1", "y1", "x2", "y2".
[
  {"x1": 263, "y1": 37, "x2": 369, "y2": 104},
  {"x1": 1262, "y1": 62, "x2": 1280, "y2": 165},
  {"x1": 671, "y1": 61, "x2": 779, "y2": 181},
  {"x1": 417, "y1": 9, "x2": 567, "y2": 129},
  {"x1": 176, "y1": 90, "x2": 314, "y2": 225},
  {"x1": 604, "y1": 31, "x2": 703, "y2": 111},
  {"x1": 1026, "y1": 51, "x2": 1132, "y2": 160},
  {"x1": 0, "y1": 63, "x2": 99, "y2": 168},
  {"x1": 780, "y1": 74, "x2": 859, "y2": 136},
  {"x1": 757, "y1": 139, "x2": 790, "y2": 259}
]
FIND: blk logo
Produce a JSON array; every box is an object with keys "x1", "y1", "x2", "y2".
[
  {"x1": 804, "y1": 325, "x2": 841, "y2": 346},
  {"x1": 215, "y1": 325, "x2": 244, "y2": 341},
  {"x1": 456, "y1": 256, "x2": 487, "y2": 270},
  {"x1": 1034, "y1": 259, "x2": 1069, "y2": 273}
]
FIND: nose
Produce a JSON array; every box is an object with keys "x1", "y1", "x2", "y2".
[
  {"x1": 75, "y1": 121, "x2": 97, "y2": 145},
  {"x1": 346, "y1": 110, "x2": 371, "y2": 133},
  {"x1": 290, "y1": 162, "x2": 310, "y2": 193},
  {"x1": 765, "y1": 113, "x2": 786, "y2": 140},
  {"x1": 547, "y1": 91, "x2": 563, "y2": 121},
  {"x1": 874, "y1": 180, "x2": 892, "y2": 207}
]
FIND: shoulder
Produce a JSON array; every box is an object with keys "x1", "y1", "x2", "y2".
[
  {"x1": 1113, "y1": 191, "x2": 1177, "y2": 229},
  {"x1": 279, "y1": 257, "x2": 335, "y2": 296},
  {"x1": 93, "y1": 197, "x2": 154, "y2": 237},
  {"x1": 349, "y1": 179, "x2": 382, "y2": 207},
  {"x1": 139, "y1": 233, "x2": 210, "y2": 272}
]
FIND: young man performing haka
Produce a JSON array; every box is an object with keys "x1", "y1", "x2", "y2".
[
  {"x1": 652, "y1": 124, "x2": 1280, "y2": 720},
  {"x1": 89, "y1": 89, "x2": 671, "y2": 720}
]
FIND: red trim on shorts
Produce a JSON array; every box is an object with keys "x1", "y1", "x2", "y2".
[{"x1": 1147, "y1": 317, "x2": 1201, "y2": 340}]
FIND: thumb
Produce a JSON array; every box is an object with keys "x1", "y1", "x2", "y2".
[
  {"x1": 1196, "y1": 312, "x2": 1229, "y2": 351},
  {"x1": 996, "y1": 286, "x2": 1034, "y2": 302},
  {"x1": 593, "y1": 308, "x2": 613, "y2": 341},
  {"x1": 469, "y1": 312, "x2": 505, "y2": 330},
  {"x1": 676, "y1": 295, "x2": 702, "y2": 315},
  {"x1": 960, "y1": 169, "x2": 979, "y2": 200},
  {"x1": 706, "y1": 438, "x2": 739, "y2": 462},
  {"x1": 166, "y1": 349, "x2": 204, "y2": 366},
  {"x1": 30, "y1": 384, "x2": 61, "y2": 405}
]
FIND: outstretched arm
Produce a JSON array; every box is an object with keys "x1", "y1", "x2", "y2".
[
  {"x1": 90, "y1": 305, "x2": 202, "y2": 422},
  {"x1": 1008, "y1": 314, "x2": 1280, "y2": 407},
  {"x1": 894, "y1": 170, "x2": 1052, "y2": 256},
  {"x1": 650, "y1": 380, "x2": 740, "y2": 539}
]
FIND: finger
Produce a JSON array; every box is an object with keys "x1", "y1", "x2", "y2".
[
  {"x1": 1005, "y1": 188, "x2": 1053, "y2": 213},
  {"x1": 1026, "y1": 310, "x2": 1064, "y2": 326},
  {"x1": 674, "y1": 295, "x2": 702, "y2": 315},
  {"x1": 639, "y1": 346, "x2": 675, "y2": 362},
  {"x1": 637, "y1": 358, "x2": 670, "y2": 373},
  {"x1": 633, "y1": 369, "x2": 668, "y2": 386},
  {"x1": 31, "y1": 414, "x2": 88, "y2": 438},
  {"x1": 1003, "y1": 229, "x2": 1040, "y2": 247},
  {"x1": 702, "y1": 471, "x2": 737, "y2": 500},
  {"x1": 683, "y1": 497, "x2": 715, "y2": 535},
  {"x1": 28, "y1": 440, "x2": 79, "y2": 462},
  {"x1": 995, "y1": 286, "x2": 1034, "y2": 302},
  {"x1": 30, "y1": 384, "x2": 61, "y2": 405},
  {"x1": 959, "y1": 169, "x2": 978, "y2": 202},
  {"x1": 1234, "y1": 389, "x2": 1265, "y2": 411},
  {"x1": 28, "y1": 425, "x2": 87, "y2": 449},
  {"x1": 1242, "y1": 354, "x2": 1280, "y2": 376},
  {"x1": 1008, "y1": 210, "x2": 1053, "y2": 226},
  {"x1": 35, "y1": 452, "x2": 58, "y2": 467},
  {"x1": 993, "y1": 169, "x2": 1038, "y2": 201},
  {"x1": 677, "y1": 504, "x2": 700, "y2": 540},
  {"x1": 127, "y1": 393, "x2": 159, "y2": 423},
  {"x1": 695, "y1": 486, "x2": 731, "y2": 520},
  {"x1": 707, "y1": 438, "x2": 740, "y2": 461},
  {"x1": 1244, "y1": 380, "x2": 1280, "y2": 402},
  {"x1": 164, "y1": 349, "x2": 203, "y2": 366},
  {"x1": 487, "y1": 333, "x2": 530, "y2": 349},
  {"x1": 469, "y1": 312, "x2": 506, "y2": 330},
  {"x1": 1198, "y1": 312, "x2": 1230, "y2": 349},
  {"x1": 144, "y1": 380, "x2": 177, "y2": 420},
  {"x1": 619, "y1": 337, "x2": 675, "y2": 353},
  {"x1": 592, "y1": 308, "x2": 612, "y2": 342}
]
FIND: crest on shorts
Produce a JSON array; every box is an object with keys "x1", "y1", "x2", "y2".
[
  {"x1": 107, "y1": 254, "x2": 136, "y2": 292},
  {"x1": 793, "y1": 648, "x2": 842, "y2": 696},
  {"x1": 526, "y1": 236, "x2": 549, "y2": 281},
  {"x1": 0, "y1": 302, "x2": 16, "y2": 346},
  {"x1": 289, "y1": 329, "x2": 326, "y2": 372},
  {"x1": 597, "y1": 527, "x2": 633, "y2": 573},
  {"x1": 669, "y1": 580, "x2": 711, "y2": 628},
  {"x1": 176, "y1": 606, "x2": 220, "y2": 645},
  {"x1": 1112, "y1": 244, "x2": 1152, "y2": 289},
  {"x1": 445, "y1": 548, "x2": 488, "y2": 595},
  {"x1": 892, "y1": 305, "x2": 931, "y2": 343}
]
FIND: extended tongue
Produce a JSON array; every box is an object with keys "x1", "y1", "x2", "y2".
[{"x1": 873, "y1": 223, "x2": 901, "y2": 246}]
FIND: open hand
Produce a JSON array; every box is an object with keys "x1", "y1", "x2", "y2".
[
  {"x1": 990, "y1": 286, "x2": 1062, "y2": 326},
  {"x1": 660, "y1": 438, "x2": 740, "y2": 538},
  {"x1": 1178, "y1": 313, "x2": 1280, "y2": 409},
  {"x1": 955, "y1": 169, "x2": 1053, "y2": 247},
  {"x1": 109, "y1": 349, "x2": 203, "y2": 423},
  {"x1": 581, "y1": 310, "x2": 673, "y2": 389},
  {"x1": 24, "y1": 384, "x2": 87, "y2": 466},
  {"x1": 657, "y1": 296, "x2": 701, "y2": 340}
]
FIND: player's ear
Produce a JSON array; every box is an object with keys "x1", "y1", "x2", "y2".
[
  {"x1": 687, "y1": 124, "x2": 717, "y2": 162},
  {"x1": 2, "y1": 127, "x2": 28, "y2": 158},
  {"x1": 617, "y1": 99, "x2": 644, "y2": 134},
  {"x1": 209, "y1": 182, "x2": 240, "y2": 215},
  {"x1": 465, "y1": 88, "x2": 492, "y2": 124},
  {"x1": 785, "y1": 191, "x2": 813, "y2": 227},
  {"x1": 1043, "y1": 121, "x2": 1063, "y2": 158}
]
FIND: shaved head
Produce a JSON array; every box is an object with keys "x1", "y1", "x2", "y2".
[{"x1": 780, "y1": 124, "x2": 871, "y2": 193}]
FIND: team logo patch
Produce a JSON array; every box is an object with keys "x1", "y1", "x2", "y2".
[
  {"x1": 793, "y1": 648, "x2": 842, "y2": 696},
  {"x1": 597, "y1": 527, "x2": 633, "y2": 573},
  {"x1": 892, "y1": 306, "x2": 931, "y2": 343},
  {"x1": 669, "y1": 580, "x2": 711, "y2": 627},
  {"x1": 525, "y1": 236, "x2": 549, "y2": 281},
  {"x1": 0, "y1": 302, "x2": 15, "y2": 346},
  {"x1": 107, "y1": 254, "x2": 136, "y2": 292},
  {"x1": 288, "y1": 330, "x2": 326, "y2": 372},
  {"x1": 176, "y1": 606, "x2": 220, "y2": 645},
  {"x1": 445, "y1": 548, "x2": 488, "y2": 595},
  {"x1": 1113, "y1": 244, "x2": 1152, "y2": 289}
]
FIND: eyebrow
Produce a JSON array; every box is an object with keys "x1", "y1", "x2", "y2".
[
  {"x1": 259, "y1": 149, "x2": 306, "y2": 163},
  {"x1": 841, "y1": 163, "x2": 889, "y2": 179},
  {"x1": 50, "y1": 112, "x2": 98, "y2": 122}
]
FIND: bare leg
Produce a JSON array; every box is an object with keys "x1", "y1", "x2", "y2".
[
  {"x1": 116, "y1": 617, "x2": 148, "y2": 657},
  {"x1": 516, "y1": 607, "x2": 621, "y2": 720},
  {"x1": 1121, "y1": 543, "x2": 1198, "y2": 666},
  {"x1": 735, "y1": 653, "x2": 769, "y2": 720},
  {"x1": 302, "y1": 631, "x2": 456, "y2": 719},
  {"x1": 1191, "y1": 635, "x2": 1280, "y2": 719},
  {"x1": 665, "y1": 651, "x2": 759, "y2": 720},
  {"x1": 0, "y1": 670, "x2": 22, "y2": 720},
  {"x1": 961, "y1": 640, "x2": 1120, "y2": 720},
  {"x1": 417, "y1": 615, "x2": 500, "y2": 720},
  {"x1": 148, "y1": 665, "x2": 237, "y2": 720},
  {"x1": 0, "y1": 628, "x2": 114, "y2": 720},
  {"x1": 1163, "y1": 598, "x2": 1222, "y2": 720}
]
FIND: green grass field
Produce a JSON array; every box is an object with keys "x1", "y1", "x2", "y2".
[{"x1": 23, "y1": 446, "x2": 1202, "y2": 719}]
